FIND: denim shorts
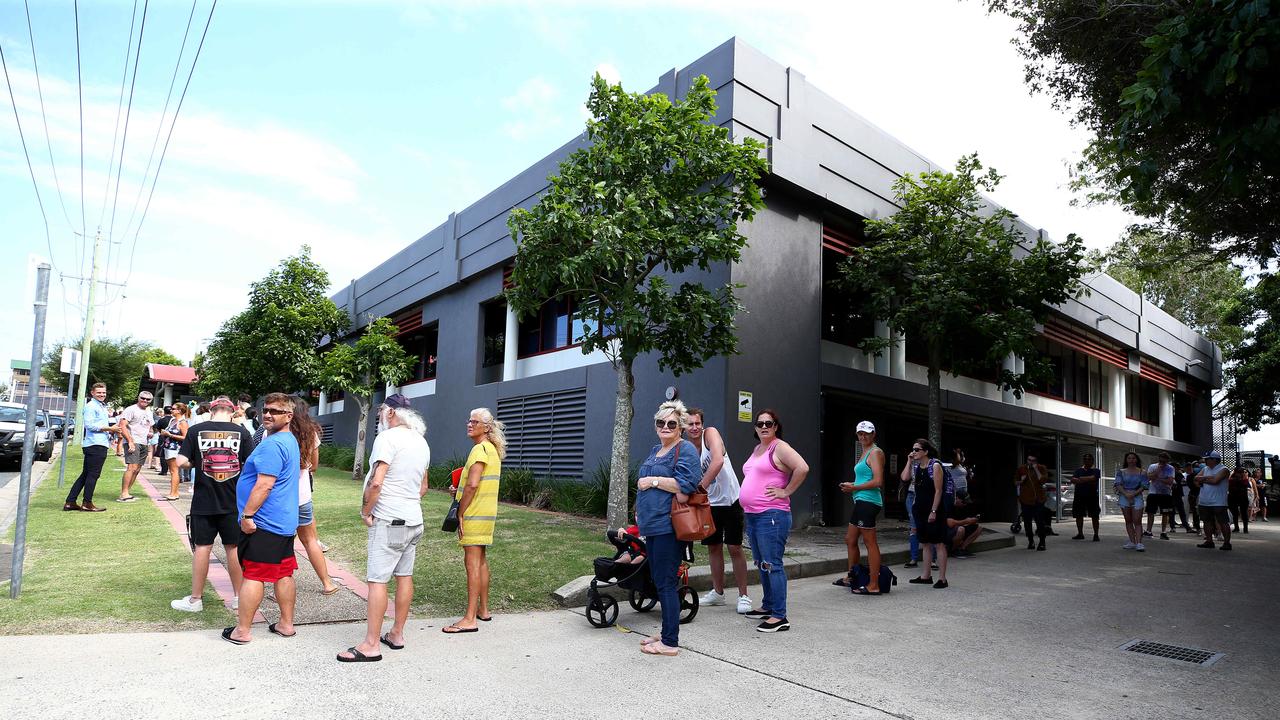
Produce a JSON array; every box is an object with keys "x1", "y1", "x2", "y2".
[{"x1": 298, "y1": 501, "x2": 314, "y2": 526}]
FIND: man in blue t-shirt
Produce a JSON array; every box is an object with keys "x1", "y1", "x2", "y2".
[{"x1": 223, "y1": 392, "x2": 301, "y2": 646}]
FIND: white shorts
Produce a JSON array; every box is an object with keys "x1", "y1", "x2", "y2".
[
  {"x1": 366, "y1": 519, "x2": 424, "y2": 583},
  {"x1": 164, "y1": 447, "x2": 181, "y2": 460}
]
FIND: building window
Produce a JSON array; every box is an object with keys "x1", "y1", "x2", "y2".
[
  {"x1": 1125, "y1": 374, "x2": 1160, "y2": 425},
  {"x1": 518, "y1": 297, "x2": 584, "y2": 358},
  {"x1": 821, "y1": 249, "x2": 875, "y2": 348},
  {"x1": 1031, "y1": 336, "x2": 1106, "y2": 410},
  {"x1": 401, "y1": 323, "x2": 438, "y2": 382},
  {"x1": 481, "y1": 300, "x2": 507, "y2": 368}
]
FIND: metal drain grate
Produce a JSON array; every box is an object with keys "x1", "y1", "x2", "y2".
[{"x1": 1118, "y1": 639, "x2": 1224, "y2": 667}]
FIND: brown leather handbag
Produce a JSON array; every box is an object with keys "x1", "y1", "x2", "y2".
[{"x1": 672, "y1": 489, "x2": 716, "y2": 541}]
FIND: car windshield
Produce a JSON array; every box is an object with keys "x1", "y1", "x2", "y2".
[
  {"x1": 50, "y1": 415, "x2": 65, "y2": 426},
  {"x1": 0, "y1": 407, "x2": 29, "y2": 424}
]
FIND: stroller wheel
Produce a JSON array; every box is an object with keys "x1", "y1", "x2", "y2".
[
  {"x1": 678, "y1": 586, "x2": 699, "y2": 624},
  {"x1": 629, "y1": 590, "x2": 658, "y2": 613},
  {"x1": 586, "y1": 594, "x2": 618, "y2": 628}
]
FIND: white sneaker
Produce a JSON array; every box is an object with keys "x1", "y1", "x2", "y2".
[
  {"x1": 736, "y1": 594, "x2": 753, "y2": 614},
  {"x1": 170, "y1": 595, "x2": 203, "y2": 613},
  {"x1": 1135, "y1": 543, "x2": 1146, "y2": 552},
  {"x1": 1123, "y1": 542, "x2": 1136, "y2": 550},
  {"x1": 700, "y1": 590, "x2": 726, "y2": 606}
]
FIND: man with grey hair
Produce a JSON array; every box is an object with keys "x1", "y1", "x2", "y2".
[
  {"x1": 337, "y1": 393, "x2": 430, "y2": 662},
  {"x1": 116, "y1": 391, "x2": 155, "y2": 502}
]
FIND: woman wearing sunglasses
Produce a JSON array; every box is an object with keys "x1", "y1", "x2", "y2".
[
  {"x1": 635, "y1": 400, "x2": 701, "y2": 656},
  {"x1": 739, "y1": 409, "x2": 809, "y2": 633},
  {"x1": 902, "y1": 438, "x2": 951, "y2": 588}
]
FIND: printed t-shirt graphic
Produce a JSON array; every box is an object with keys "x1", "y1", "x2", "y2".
[{"x1": 179, "y1": 421, "x2": 256, "y2": 515}]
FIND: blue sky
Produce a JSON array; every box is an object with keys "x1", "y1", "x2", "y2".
[{"x1": 4, "y1": 1, "x2": 1268, "y2": 448}]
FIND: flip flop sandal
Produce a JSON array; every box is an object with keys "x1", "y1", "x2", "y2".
[
  {"x1": 441, "y1": 625, "x2": 478, "y2": 634},
  {"x1": 162, "y1": 496, "x2": 180, "y2": 501},
  {"x1": 851, "y1": 586, "x2": 881, "y2": 595},
  {"x1": 221, "y1": 627, "x2": 248, "y2": 645},
  {"x1": 337, "y1": 647, "x2": 381, "y2": 663},
  {"x1": 639, "y1": 635, "x2": 661, "y2": 646},
  {"x1": 380, "y1": 633, "x2": 404, "y2": 650},
  {"x1": 268, "y1": 623, "x2": 296, "y2": 638},
  {"x1": 640, "y1": 643, "x2": 679, "y2": 657},
  {"x1": 321, "y1": 586, "x2": 342, "y2": 596},
  {"x1": 832, "y1": 575, "x2": 852, "y2": 587},
  {"x1": 115, "y1": 496, "x2": 136, "y2": 503}
]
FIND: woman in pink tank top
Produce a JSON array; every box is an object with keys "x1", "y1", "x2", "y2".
[{"x1": 739, "y1": 409, "x2": 809, "y2": 634}]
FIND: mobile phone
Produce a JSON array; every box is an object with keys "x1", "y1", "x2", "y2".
[{"x1": 390, "y1": 519, "x2": 406, "y2": 526}]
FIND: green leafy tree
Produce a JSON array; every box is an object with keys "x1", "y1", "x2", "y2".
[
  {"x1": 506, "y1": 73, "x2": 768, "y2": 527},
  {"x1": 42, "y1": 337, "x2": 182, "y2": 407},
  {"x1": 318, "y1": 317, "x2": 414, "y2": 481},
  {"x1": 989, "y1": 0, "x2": 1280, "y2": 262},
  {"x1": 1223, "y1": 273, "x2": 1280, "y2": 430},
  {"x1": 1090, "y1": 230, "x2": 1246, "y2": 355},
  {"x1": 840, "y1": 154, "x2": 1088, "y2": 449},
  {"x1": 196, "y1": 246, "x2": 348, "y2": 398}
]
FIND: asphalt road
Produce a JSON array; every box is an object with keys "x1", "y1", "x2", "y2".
[{"x1": 0, "y1": 515, "x2": 1274, "y2": 719}]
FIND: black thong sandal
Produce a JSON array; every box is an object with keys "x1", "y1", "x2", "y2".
[
  {"x1": 268, "y1": 623, "x2": 296, "y2": 638},
  {"x1": 851, "y1": 586, "x2": 881, "y2": 595},
  {"x1": 477, "y1": 615, "x2": 492, "y2": 622},
  {"x1": 832, "y1": 575, "x2": 853, "y2": 587},
  {"x1": 380, "y1": 633, "x2": 404, "y2": 650},
  {"x1": 337, "y1": 646, "x2": 381, "y2": 663},
  {"x1": 221, "y1": 627, "x2": 248, "y2": 645}
]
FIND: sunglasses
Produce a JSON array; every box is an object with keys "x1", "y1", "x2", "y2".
[
  {"x1": 911, "y1": 446, "x2": 924, "y2": 452},
  {"x1": 466, "y1": 419, "x2": 487, "y2": 426},
  {"x1": 261, "y1": 407, "x2": 293, "y2": 417},
  {"x1": 655, "y1": 419, "x2": 680, "y2": 430},
  {"x1": 754, "y1": 420, "x2": 776, "y2": 429}
]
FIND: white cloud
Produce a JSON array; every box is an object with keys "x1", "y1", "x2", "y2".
[
  {"x1": 500, "y1": 76, "x2": 562, "y2": 141},
  {"x1": 594, "y1": 62, "x2": 622, "y2": 86}
]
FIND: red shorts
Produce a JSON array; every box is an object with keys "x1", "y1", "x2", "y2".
[{"x1": 241, "y1": 555, "x2": 298, "y2": 583}]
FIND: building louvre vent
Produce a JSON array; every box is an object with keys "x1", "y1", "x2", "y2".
[
  {"x1": 320, "y1": 424, "x2": 334, "y2": 445},
  {"x1": 498, "y1": 388, "x2": 587, "y2": 479},
  {"x1": 1118, "y1": 639, "x2": 1224, "y2": 667}
]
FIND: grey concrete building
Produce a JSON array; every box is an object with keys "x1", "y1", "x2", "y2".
[{"x1": 317, "y1": 38, "x2": 1220, "y2": 525}]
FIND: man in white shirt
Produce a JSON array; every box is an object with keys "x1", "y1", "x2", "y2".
[
  {"x1": 337, "y1": 394, "x2": 430, "y2": 662},
  {"x1": 116, "y1": 391, "x2": 155, "y2": 502}
]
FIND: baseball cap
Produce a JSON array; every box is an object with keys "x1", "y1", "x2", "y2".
[
  {"x1": 1202, "y1": 450, "x2": 1222, "y2": 460},
  {"x1": 384, "y1": 393, "x2": 411, "y2": 410},
  {"x1": 855, "y1": 420, "x2": 875, "y2": 433},
  {"x1": 209, "y1": 397, "x2": 236, "y2": 411}
]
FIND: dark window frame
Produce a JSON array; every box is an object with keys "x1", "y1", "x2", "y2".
[{"x1": 400, "y1": 322, "x2": 439, "y2": 383}]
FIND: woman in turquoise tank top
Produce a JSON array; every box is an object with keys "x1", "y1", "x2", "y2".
[{"x1": 836, "y1": 421, "x2": 885, "y2": 594}]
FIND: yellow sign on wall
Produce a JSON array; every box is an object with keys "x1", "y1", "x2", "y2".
[{"x1": 737, "y1": 391, "x2": 753, "y2": 422}]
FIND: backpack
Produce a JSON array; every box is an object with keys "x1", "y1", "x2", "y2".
[{"x1": 849, "y1": 563, "x2": 898, "y2": 594}]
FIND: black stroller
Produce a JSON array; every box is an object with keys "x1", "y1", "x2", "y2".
[{"x1": 584, "y1": 528, "x2": 699, "y2": 628}]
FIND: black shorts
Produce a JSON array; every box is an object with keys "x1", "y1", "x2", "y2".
[
  {"x1": 237, "y1": 527, "x2": 296, "y2": 565},
  {"x1": 1072, "y1": 493, "x2": 1100, "y2": 519},
  {"x1": 850, "y1": 500, "x2": 881, "y2": 529},
  {"x1": 190, "y1": 512, "x2": 241, "y2": 546},
  {"x1": 1200, "y1": 506, "x2": 1230, "y2": 532},
  {"x1": 1147, "y1": 494, "x2": 1175, "y2": 513},
  {"x1": 701, "y1": 501, "x2": 745, "y2": 546}
]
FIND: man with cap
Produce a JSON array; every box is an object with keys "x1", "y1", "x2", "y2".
[
  {"x1": 171, "y1": 396, "x2": 255, "y2": 613},
  {"x1": 116, "y1": 390, "x2": 156, "y2": 502},
  {"x1": 338, "y1": 394, "x2": 430, "y2": 662},
  {"x1": 1193, "y1": 451, "x2": 1232, "y2": 551}
]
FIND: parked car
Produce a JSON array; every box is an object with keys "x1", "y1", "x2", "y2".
[
  {"x1": 0, "y1": 402, "x2": 53, "y2": 464},
  {"x1": 48, "y1": 411, "x2": 69, "y2": 439}
]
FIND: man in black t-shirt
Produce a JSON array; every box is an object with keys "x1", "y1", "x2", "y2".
[
  {"x1": 1070, "y1": 454, "x2": 1102, "y2": 542},
  {"x1": 170, "y1": 396, "x2": 255, "y2": 613}
]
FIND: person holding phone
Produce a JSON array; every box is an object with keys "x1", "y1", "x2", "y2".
[
  {"x1": 905, "y1": 438, "x2": 951, "y2": 588},
  {"x1": 1014, "y1": 454, "x2": 1049, "y2": 551},
  {"x1": 836, "y1": 421, "x2": 884, "y2": 595}
]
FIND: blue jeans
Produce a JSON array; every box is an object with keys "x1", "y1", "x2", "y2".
[
  {"x1": 646, "y1": 532, "x2": 681, "y2": 647},
  {"x1": 745, "y1": 509, "x2": 791, "y2": 619}
]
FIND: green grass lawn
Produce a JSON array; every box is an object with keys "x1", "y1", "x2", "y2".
[
  {"x1": 311, "y1": 466, "x2": 608, "y2": 616},
  {"x1": 0, "y1": 447, "x2": 232, "y2": 635}
]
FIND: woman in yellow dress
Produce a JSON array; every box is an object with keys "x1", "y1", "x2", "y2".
[{"x1": 443, "y1": 407, "x2": 505, "y2": 634}]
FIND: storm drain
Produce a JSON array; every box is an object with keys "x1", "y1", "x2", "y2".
[{"x1": 1118, "y1": 639, "x2": 1225, "y2": 667}]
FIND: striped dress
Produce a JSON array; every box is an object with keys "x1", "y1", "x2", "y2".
[{"x1": 457, "y1": 440, "x2": 501, "y2": 546}]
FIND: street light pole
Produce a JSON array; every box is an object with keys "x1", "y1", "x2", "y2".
[{"x1": 11, "y1": 263, "x2": 51, "y2": 598}]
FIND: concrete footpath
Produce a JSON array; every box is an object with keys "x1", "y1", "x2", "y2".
[{"x1": 1, "y1": 515, "x2": 1274, "y2": 720}]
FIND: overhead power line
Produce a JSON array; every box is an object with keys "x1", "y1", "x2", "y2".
[
  {"x1": 98, "y1": 0, "x2": 140, "y2": 231},
  {"x1": 23, "y1": 0, "x2": 77, "y2": 239},
  {"x1": 0, "y1": 40, "x2": 57, "y2": 273},
  {"x1": 115, "y1": 0, "x2": 219, "y2": 290},
  {"x1": 74, "y1": 0, "x2": 87, "y2": 268}
]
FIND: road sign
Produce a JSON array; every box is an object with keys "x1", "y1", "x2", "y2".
[{"x1": 59, "y1": 347, "x2": 81, "y2": 375}]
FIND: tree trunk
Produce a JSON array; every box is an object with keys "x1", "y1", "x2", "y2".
[
  {"x1": 352, "y1": 395, "x2": 369, "y2": 483},
  {"x1": 607, "y1": 358, "x2": 635, "y2": 529},
  {"x1": 927, "y1": 339, "x2": 943, "y2": 452}
]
